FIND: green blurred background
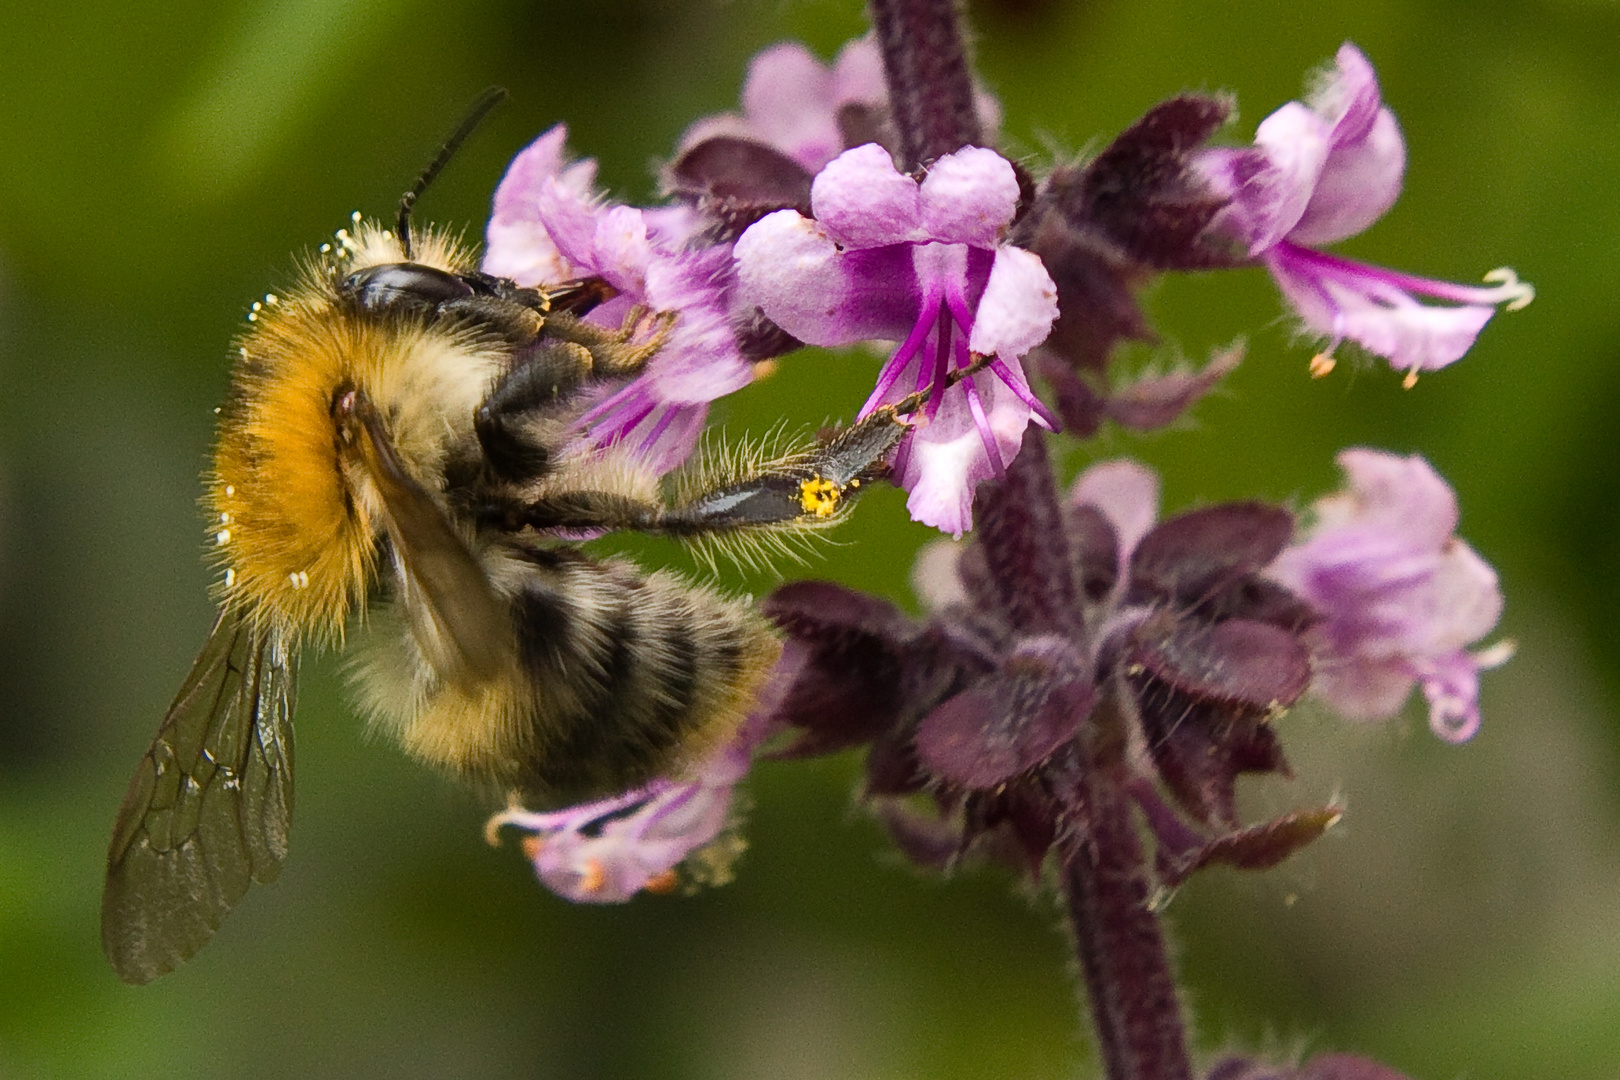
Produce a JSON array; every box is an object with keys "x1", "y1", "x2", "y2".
[{"x1": 2, "y1": 0, "x2": 1617, "y2": 1076}]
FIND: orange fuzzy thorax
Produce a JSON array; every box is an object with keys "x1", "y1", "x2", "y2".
[{"x1": 207, "y1": 224, "x2": 496, "y2": 644}]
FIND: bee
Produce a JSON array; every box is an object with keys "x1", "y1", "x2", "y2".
[{"x1": 100, "y1": 95, "x2": 941, "y2": 985}]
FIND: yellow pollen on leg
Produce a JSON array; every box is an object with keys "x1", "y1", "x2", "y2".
[
  {"x1": 1402, "y1": 368, "x2": 1420, "y2": 390},
  {"x1": 1308, "y1": 353, "x2": 1337, "y2": 378},
  {"x1": 520, "y1": 835, "x2": 544, "y2": 861},
  {"x1": 799, "y1": 476, "x2": 841, "y2": 518}
]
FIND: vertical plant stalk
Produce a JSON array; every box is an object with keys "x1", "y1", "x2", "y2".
[
  {"x1": 867, "y1": 2, "x2": 1195, "y2": 1078},
  {"x1": 1059, "y1": 696, "x2": 1193, "y2": 1080},
  {"x1": 869, "y1": 0, "x2": 983, "y2": 168}
]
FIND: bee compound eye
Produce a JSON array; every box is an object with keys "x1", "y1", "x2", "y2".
[{"x1": 338, "y1": 263, "x2": 476, "y2": 315}]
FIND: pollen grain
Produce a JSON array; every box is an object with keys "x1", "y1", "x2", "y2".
[{"x1": 799, "y1": 476, "x2": 841, "y2": 519}]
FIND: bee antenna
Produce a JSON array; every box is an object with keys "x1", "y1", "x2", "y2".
[{"x1": 398, "y1": 86, "x2": 509, "y2": 261}]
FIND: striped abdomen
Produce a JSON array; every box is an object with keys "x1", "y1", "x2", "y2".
[{"x1": 357, "y1": 544, "x2": 781, "y2": 801}]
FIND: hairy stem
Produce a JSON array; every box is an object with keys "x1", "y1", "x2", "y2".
[
  {"x1": 1059, "y1": 696, "x2": 1193, "y2": 1080},
  {"x1": 868, "y1": 0, "x2": 982, "y2": 168},
  {"x1": 869, "y1": 3, "x2": 1194, "y2": 1078},
  {"x1": 972, "y1": 429, "x2": 1086, "y2": 637}
]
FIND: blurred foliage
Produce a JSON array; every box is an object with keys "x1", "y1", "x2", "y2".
[{"x1": 1, "y1": 0, "x2": 1617, "y2": 1078}]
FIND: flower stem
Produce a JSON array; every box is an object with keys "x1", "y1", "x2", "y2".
[
  {"x1": 868, "y1": 0, "x2": 983, "y2": 168},
  {"x1": 1058, "y1": 695, "x2": 1194, "y2": 1080},
  {"x1": 869, "y1": 4, "x2": 1195, "y2": 1078},
  {"x1": 971, "y1": 429, "x2": 1085, "y2": 638}
]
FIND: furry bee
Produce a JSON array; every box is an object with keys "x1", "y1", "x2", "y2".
[{"x1": 101, "y1": 106, "x2": 929, "y2": 985}]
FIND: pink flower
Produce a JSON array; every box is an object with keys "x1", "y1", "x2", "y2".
[
  {"x1": 1269, "y1": 449, "x2": 1510, "y2": 741},
  {"x1": 735, "y1": 144, "x2": 1058, "y2": 536},
  {"x1": 486, "y1": 713, "x2": 775, "y2": 903},
  {"x1": 483, "y1": 125, "x2": 754, "y2": 473},
  {"x1": 1198, "y1": 44, "x2": 1532, "y2": 380}
]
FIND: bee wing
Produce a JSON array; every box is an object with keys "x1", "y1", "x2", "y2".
[{"x1": 101, "y1": 607, "x2": 297, "y2": 984}]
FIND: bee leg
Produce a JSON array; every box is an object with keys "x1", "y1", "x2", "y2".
[
  {"x1": 478, "y1": 407, "x2": 913, "y2": 537},
  {"x1": 657, "y1": 406, "x2": 912, "y2": 534},
  {"x1": 437, "y1": 295, "x2": 549, "y2": 347},
  {"x1": 543, "y1": 306, "x2": 678, "y2": 376},
  {"x1": 476, "y1": 308, "x2": 681, "y2": 484},
  {"x1": 475, "y1": 341, "x2": 600, "y2": 483}
]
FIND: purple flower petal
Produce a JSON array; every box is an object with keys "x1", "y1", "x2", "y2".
[
  {"x1": 918, "y1": 146, "x2": 1021, "y2": 246},
  {"x1": 590, "y1": 205, "x2": 656, "y2": 293},
  {"x1": 1195, "y1": 101, "x2": 1328, "y2": 254},
  {"x1": 1307, "y1": 652, "x2": 1417, "y2": 722},
  {"x1": 1266, "y1": 242, "x2": 1500, "y2": 373},
  {"x1": 1416, "y1": 647, "x2": 1486, "y2": 742},
  {"x1": 1199, "y1": 43, "x2": 1529, "y2": 374},
  {"x1": 584, "y1": 387, "x2": 710, "y2": 476},
  {"x1": 639, "y1": 247, "x2": 755, "y2": 404},
  {"x1": 676, "y1": 36, "x2": 890, "y2": 175},
  {"x1": 899, "y1": 372, "x2": 1035, "y2": 537},
  {"x1": 831, "y1": 34, "x2": 886, "y2": 112},
  {"x1": 1289, "y1": 107, "x2": 1404, "y2": 246},
  {"x1": 491, "y1": 777, "x2": 729, "y2": 904},
  {"x1": 485, "y1": 125, "x2": 764, "y2": 476},
  {"x1": 1317, "y1": 448, "x2": 1459, "y2": 548},
  {"x1": 532, "y1": 175, "x2": 615, "y2": 285},
  {"x1": 1312, "y1": 44, "x2": 1384, "y2": 146},
  {"x1": 484, "y1": 125, "x2": 599, "y2": 285},
  {"x1": 811, "y1": 143, "x2": 922, "y2": 247},
  {"x1": 740, "y1": 43, "x2": 842, "y2": 165},
  {"x1": 1244, "y1": 102, "x2": 1331, "y2": 250},
  {"x1": 737, "y1": 142, "x2": 1058, "y2": 534},
  {"x1": 733, "y1": 210, "x2": 921, "y2": 344},
  {"x1": 488, "y1": 713, "x2": 775, "y2": 904},
  {"x1": 967, "y1": 246, "x2": 1059, "y2": 359}
]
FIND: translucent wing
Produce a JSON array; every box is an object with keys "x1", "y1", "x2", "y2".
[{"x1": 101, "y1": 607, "x2": 297, "y2": 984}]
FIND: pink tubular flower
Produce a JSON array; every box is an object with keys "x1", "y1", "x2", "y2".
[
  {"x1": 1268, "y1": 449, "x2": 1511, "y2": 742},
  {"x1": 1198, "y1": 44, "x2": 1533, "y2": 380},
  {"x1": 485, "y1": 713, "x2": 774, "y2": 903},
  {"x1": 483, "y1": 125, "x2": 755, "y2": 473},
  {"x1": 735, "y1": 143, "x2": 1059, "y2": 536}
]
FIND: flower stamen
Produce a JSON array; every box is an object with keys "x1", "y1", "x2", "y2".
[
  {"x1": 1483, "y1": 267, "x2": 1536, "y2": 311},
  {"x1": 579, "y1": 858, "x2": 606, "y2": 894},
  {"x1": 644, "y1": 869, "x2": 681, "y2": 894},
  {"x1": 861, "y1": 291, "x2": 945, "y2": 417},
  {"x1": 961, "y1": 374, "x2": 1005, "y2": 477}
]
